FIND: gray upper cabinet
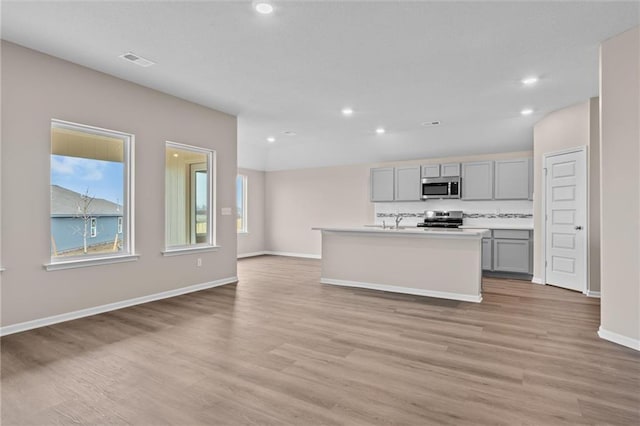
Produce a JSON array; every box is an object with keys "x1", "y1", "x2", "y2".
[
  {"x1": 462, "y1": 161, "x2": 494, "y2": 200},
  {"x1": 421, "y1": 164, "x2": 440, "y2": 178},
  {"x1": 422, "y1": 163, "x2": 460, "y2": 178},
  {"x1": 494, "y1": 158, "x2": 530, "y2": 200},
  {"x1": 441, "y1": 163, "x2": 461, "y2": 177},
  {"x1": 370, "y1": 167, "x2": 395, "y2": 201},
  {"x1": 395, "y1": 166, "x2": 421, "y2": 201}
]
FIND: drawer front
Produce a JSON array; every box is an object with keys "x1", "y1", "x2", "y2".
[{"x1": 493, "y1": 229, "x2": 530, "y2": 240}]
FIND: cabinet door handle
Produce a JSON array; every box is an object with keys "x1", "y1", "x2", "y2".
[{"x1": 575, "y1": 226, "x2": 583, "y2": 230}]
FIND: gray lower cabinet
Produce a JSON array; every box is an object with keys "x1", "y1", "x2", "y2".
[
  {"x1": 394, "y1": 166, "x2": 421, "y2": 201},
  {"x1": 481, "y1": 238, "x2": 492, "y2": 270},
  {"x1": 494, "y1": 158, "x2": 530, "y2": 200},
  {"x1": 480, "y1": 229, "x2": 532, "y2": 274},
  {"x1": 462, "y1": 161, "x2": 494, "y2": 200},
  {"x1": 493, "y1": 238, "x2": 531, "y2": 274},
  {"x1": 493, "y1": 230, "x2": 531, "y2": 274},
  {"x1": 370, "y1": 167, "x2": 394, "y2": 201}
]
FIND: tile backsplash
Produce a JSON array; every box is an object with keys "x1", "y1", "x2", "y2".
[{"x1": 374, "y1": 200, "x2": 533, "y2": 227}]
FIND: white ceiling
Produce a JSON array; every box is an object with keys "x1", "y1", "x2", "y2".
[{"x1": 2, "y1": 1, "x2": 638, "y2": 171}]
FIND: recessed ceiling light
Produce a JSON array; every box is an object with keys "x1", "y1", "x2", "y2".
[
  {"x1": 267, "y1": 136, "x2": 276, "y2": 143},
  {"x1": 375, "y1": 127, "x2": 386, "y2": 134},
  {"x1": 421, "y1": 120, "x2": 441, "y2": 127},
  {"x1": 522, "y1": 76, "x2": 539, "y2": 86},
  {"x1": 119, "y1": 52, "x2": 155, "y2": 67},
  {"x1": 283, "y1": 131, "x2": 297, "y2": 136},
  {"x1": 172, "y1": 153, "x2": 179, "y2": 158},
  {"x1": 521, "y1": 108, "x2": 534, "y2": 116},
  {"x1": 341, "y1": 108, "x2": 354, "y2": 116},
  {"x1": 253, "y1": 1, "x2": 274, "y2": 14}
]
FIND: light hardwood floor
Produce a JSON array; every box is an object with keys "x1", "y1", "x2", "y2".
[{"x1": 2, "y1": 255, "x2": 639, "y2": 425}]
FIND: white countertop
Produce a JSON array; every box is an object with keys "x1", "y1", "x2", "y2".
[
  {"x1": 459, "y1": 224, "x2": 533, "y2": 230},
  {"x1": 313, "y1": 226, "x2": 490, "y2": 238}
]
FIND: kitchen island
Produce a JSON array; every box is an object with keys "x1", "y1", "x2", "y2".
[{"x1": 313, "y1": 227, "x2": 490, "y2": 302}]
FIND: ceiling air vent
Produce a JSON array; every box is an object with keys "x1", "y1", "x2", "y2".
[
  {"x1": 119, "y1": 52, "x2": 155, "y2": 67},
  {"x1": 421, "y1": 120, "x2": 441, "y2": 127}
]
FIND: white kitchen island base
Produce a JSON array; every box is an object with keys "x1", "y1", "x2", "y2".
[{"x1": 315, "y1": 227, "x2": 489, "y2": 303}]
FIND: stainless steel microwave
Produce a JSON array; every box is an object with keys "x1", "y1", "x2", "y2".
[{"x1": 421, "y1": 177, "x2": 461, "y2": 200}]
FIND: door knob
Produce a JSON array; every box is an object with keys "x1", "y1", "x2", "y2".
[{"x1": 575, "y1": 226, "x2": 583, "y2": 230}]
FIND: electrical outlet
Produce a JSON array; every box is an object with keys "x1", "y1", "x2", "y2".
[{"x1": 196, "y1": 258, "x2": 202, "y2": 267}]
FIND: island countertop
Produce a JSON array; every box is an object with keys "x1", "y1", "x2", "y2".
[{"x1": 313, "y1": 226, "x2": 490, "y2": 238}]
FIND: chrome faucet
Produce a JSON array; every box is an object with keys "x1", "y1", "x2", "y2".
[{"x1": 394, "y1": 214, "x2": 403, "y2": 229}]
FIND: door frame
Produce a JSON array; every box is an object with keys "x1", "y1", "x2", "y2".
[{"x1": 542, "y1": 146, "x2": 588, "y2": 294}]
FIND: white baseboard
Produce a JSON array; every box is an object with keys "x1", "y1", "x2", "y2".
[
  {"x1": 263, "y1": 251, "x2": 321, "y2": 259},
  {"x1": 586, "y1": 290, "x2": 601, "y2": 298},
  {"x1": 321, "y1": 277, "x2": 482, "y2": 303},
  {"x1": 237, "y1": 251, "x2": 267, "y2": 259},
  {"x1": 531, "y1": 276, "x2": 544, "y2": 284},
  {"x1": 598, "y1": 326, "x2": 640, "y2": 351},
  {"x1": 0, "y1": 276, "x2": 238, "y2": 337}
]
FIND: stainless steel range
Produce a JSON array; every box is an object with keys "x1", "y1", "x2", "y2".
[{"x1": 417, "y1": 210, "x2": 463, "y2": 228}]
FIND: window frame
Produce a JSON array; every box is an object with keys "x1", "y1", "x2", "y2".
[
  {"x1": 163, "y1": 141, "x2": 217, "y2": 256},
  {"x1": 45, "y1": 119, "x2": 136, "y2": 271},
  {"x1": 90, "y1": 217, "x2": 97, "y2": 238},
  {"x1": 236, "y1": 174, "x2": 248, "y2": 234}
]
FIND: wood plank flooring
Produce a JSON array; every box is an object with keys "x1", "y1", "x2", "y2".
[{"x1": 2, "y1": 255, "x2": 639, "y2": 425}]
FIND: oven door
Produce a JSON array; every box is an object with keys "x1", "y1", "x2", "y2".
[{"x1": 422, "y1": 181, "x2": 450, "y2": 199}]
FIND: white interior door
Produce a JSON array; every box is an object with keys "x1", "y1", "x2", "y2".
[{"x1": 544, "y1": 149, "x2": 587, "y2": 292}]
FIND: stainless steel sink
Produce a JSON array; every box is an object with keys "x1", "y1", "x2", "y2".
[{"x1": 365, "y1": 225, "x2": 407, "y2": 230}]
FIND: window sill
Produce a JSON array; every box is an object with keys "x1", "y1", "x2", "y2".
[
  {"x1": 162, "y1": 245, "x2": 220, "y2": 257},
  {"x1": 237, "y1": 231, "x2": 249, "y2": 235},
  {"x1": 44, "y1": 254, "x2": 140, "y2": 271}
]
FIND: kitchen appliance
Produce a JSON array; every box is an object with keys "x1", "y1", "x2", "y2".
[
  {"x1": 421, "y1": 176, "x2": 461, "y2": 200},
  {"x1": 417, "y1": 210, "x2": 463, "y2": 228}
]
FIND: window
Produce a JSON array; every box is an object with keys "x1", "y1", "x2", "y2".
[
  {"x1": 236, "y1": 175, "x2": 248, "y2": 233},
  {"x1": 50, "y1": 120, "x2": 133, "y2": 262},
  {"x1": 165, "y1": 142, "x2": 215, "y2": 253}
]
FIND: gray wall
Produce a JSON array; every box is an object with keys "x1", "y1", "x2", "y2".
[
  {"x1": 599, "y1": 26, "x2": 639, "y2": 347},
  {"x1": 265, "y1": 162, "x2": 374, "y2": 257},
  {"x1": 1, "y1": 42, "x2": 238, "y2": 328}
]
